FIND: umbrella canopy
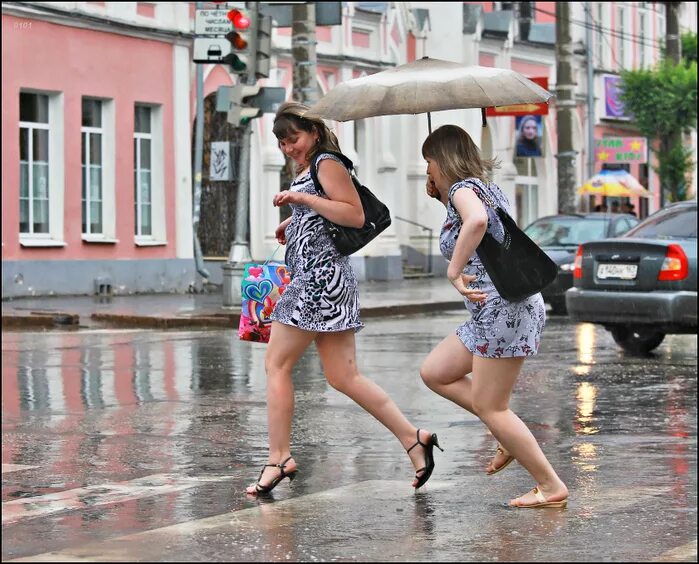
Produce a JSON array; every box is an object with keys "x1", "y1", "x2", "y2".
[
  {"x1": 578, "y1": 170, "x2": 651, "y2": 198},
  {"x1": 305, "y1": 57, "x2": 553, "y2": 122}
]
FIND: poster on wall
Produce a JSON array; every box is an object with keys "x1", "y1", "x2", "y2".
[
  {"x1": 210, "y1": 141, "x2": 232, "y2": 181},
  {"x1": 603, "y1": 75, "x2": 628, "y2": 119},
  {"x1": 515, "y1": 115, "x2": 543, "y2": 157}
]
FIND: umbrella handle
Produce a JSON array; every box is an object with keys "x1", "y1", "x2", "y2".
[
  {"x1": 427, "y1": 112, "x2": 432, "y2": 134},
  {"x1": 481, "y1": 108, "x2": 487, "y2": 128}
]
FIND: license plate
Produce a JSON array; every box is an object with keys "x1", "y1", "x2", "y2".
[{"x1": 597, "y1": 263, "x2": 638, "y2": 280}]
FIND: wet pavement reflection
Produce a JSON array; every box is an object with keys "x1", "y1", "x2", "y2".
[{"x1": 1, "y1": 314, "x2": 697, "y2": 561}]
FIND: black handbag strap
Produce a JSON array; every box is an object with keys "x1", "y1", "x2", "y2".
[{"x1": 310, "y1": 151, "x2": 356, "y2": 196}]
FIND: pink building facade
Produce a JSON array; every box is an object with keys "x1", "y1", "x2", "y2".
[{"x1": 2, "y1": 3, "x2": 198, "y2": 298}]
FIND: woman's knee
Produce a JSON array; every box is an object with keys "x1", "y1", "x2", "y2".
[{"x1": 324, "y1": 369, "x2": 358, "y2": 393}]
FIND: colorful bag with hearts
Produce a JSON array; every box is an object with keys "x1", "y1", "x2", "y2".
[{"x1": 238, "y1": 261, "x2": 291, "y2": 343}]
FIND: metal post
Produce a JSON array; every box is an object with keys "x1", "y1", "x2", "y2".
[
  {"x1": 193, "y1": 2, "x2": 210, "y2": 281},
  {"x1": 223, "y1": 2, "x2": 260, "y2": 308},
  {"x1": 555, "y1": 2, "x2": 578, "y2": 214}
]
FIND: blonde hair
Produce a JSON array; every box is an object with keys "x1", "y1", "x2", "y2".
[
  {"x1": 421, "y1": 125, "x2": 499, "y2": 185},
  {"x1": 273, "y1": 101, "x2": 342, "y2": 173}
]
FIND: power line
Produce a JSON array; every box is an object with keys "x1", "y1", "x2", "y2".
[{"x1": 533, "y1": 5, "x2": 663, "y2": 50}]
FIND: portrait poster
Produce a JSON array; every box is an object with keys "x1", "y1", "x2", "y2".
[{"x1": 515, "y1": 115, "x2": 543, "y2": 157}]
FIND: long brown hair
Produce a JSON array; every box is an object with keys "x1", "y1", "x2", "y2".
[
  {"x1": 421, "y1": 124, "x2": 499, "y2": 185},
  {"x1": 273, "y1": 101, "x2": 342, "y2": 173}
]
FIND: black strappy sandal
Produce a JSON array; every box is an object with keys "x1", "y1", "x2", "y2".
[
  {"x1": 407, "y1": 429, "x2": 444, "y2": 489},
  {"x1": 253, "y1": 456, "x2": 298, "y2": 494}
]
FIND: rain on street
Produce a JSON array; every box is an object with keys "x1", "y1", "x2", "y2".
[{"x1": 2, "y1": 313, "x2": 697, "y2": 562}]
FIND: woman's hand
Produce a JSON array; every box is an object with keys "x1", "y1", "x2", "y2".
[
  {"x1": 273, "y1": 190, "x2": 308, "y2": 208},
  {"x1": 274, "y1": 220, "x2": 290, "y2": 245},
  {"x1": 448, "y1": 273, "x2": 487, "y2": 303},
  {"x1": 426, "y1": 176, "x2": 440, "y2": 200}
]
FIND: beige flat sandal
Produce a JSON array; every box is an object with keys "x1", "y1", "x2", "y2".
[
  {"x1": 509, "y1": 487, "x2": 568, "y2": 508},
  {"x1": 486, "y1": 445, "x2": 515, "y2": 475}
]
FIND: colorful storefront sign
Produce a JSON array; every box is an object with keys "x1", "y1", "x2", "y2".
[{"x1": 595, "y1": 137, "x2": 647, "y2": 164}]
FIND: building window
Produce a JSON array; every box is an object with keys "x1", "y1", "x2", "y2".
[
  {"x1": 134, "y1": 105, "x2": 152, "y2": 237},
  {"x1": 19, "y1": 93, "x2": 50, "y2": 235},
  {"x1": 617, "y1": 6, "x2": 626, "y2": 69},
  {"x1": 82, "y1": 98, "x2": 104, "y2": 235}
]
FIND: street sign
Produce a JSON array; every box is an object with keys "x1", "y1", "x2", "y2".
[
  {"x1": 486, "y1": 77, "x2": 550, "y2": 117},
  {"x1": 193, "y1": 38, "x2": 230, "y2": 63},
  {"x1": 195, "y1": 9, "x2": 231, "y2": 36}
]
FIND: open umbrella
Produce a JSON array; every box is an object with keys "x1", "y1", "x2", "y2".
[
  {"x1": 578, "y1": 169, "x2": 651, "y2": 198},
  {"x1": 305, "y1": 57, "x2": 553, "y2": 131}
]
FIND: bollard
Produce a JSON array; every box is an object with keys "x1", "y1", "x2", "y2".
[{"x1": 221, "y1": 263, "x2": 239, "y2": 308}]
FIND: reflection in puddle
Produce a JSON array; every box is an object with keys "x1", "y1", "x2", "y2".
[
  {"x1": 575, "y1": 382, "x2": 599, "y2": 436},
  {"x1": 576, "y1": 323, "x2": 596, "y2": 365}
]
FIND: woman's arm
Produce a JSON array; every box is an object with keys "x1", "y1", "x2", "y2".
[
  {"x1": 272, "y1": 159, "x2": 364, "y2": 228},
  {"x1": 447, "y1": 187, "x2": 488, "y2": 299}
]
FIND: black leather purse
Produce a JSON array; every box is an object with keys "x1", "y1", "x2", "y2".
[
  {"x1": 472, "y1": 183, "x2": 557, "y2": 302},
  {"x1": 310, "y1": 151, "x2": 391, "y2": 256}
]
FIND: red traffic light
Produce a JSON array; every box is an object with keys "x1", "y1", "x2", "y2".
[
  {"x1": 226, "y1": 30, "x2": 248, "y2": 50},
  {"x1": 227, "y1": 9, "x2": 250, "y2": 30}
]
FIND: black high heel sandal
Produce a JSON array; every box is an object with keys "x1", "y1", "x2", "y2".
[
  {"x1": 252, "y1": 456, "x2": 298, "y2": 494},
  {"x1": 407, "y1": 429, "x2": 444, "y2": 489}
]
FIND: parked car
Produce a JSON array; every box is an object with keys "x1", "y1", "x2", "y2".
[
  {"x1": 523, "y1": 213, "x2": 640, "y2": 314},
  {"x1": 566, "y1": 201, "x2": 697, "y2": 354}
]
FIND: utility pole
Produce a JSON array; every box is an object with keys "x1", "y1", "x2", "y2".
[
  {"x1": 555, "y1": 2, "x2": 578, "y2": 214},
  {"x1": 585, "y1": 3, "x2": 595, "y2": 191},
  {"x1": 292, "y1": 3, "x2": 318, "y2": 105},
  {"x1": 661, "y1": 1, "x2": 682, "y2": 207}
]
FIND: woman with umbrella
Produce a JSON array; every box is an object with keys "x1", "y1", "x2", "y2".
[{"x1": 419, "y1": 124, "x2": 568, "y2": 508}]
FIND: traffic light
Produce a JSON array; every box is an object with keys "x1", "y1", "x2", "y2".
[
  {"x1": 227, "y1": 83, "x2": 262, "y2": 127},
  {"x1": 222, "y1": 8, "x2": 251, "y2": 74},
  {"x1": 255, "y1": 14, "x2": 272, "y2": 79}
]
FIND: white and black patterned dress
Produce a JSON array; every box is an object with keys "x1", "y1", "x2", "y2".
[
  {"x1": 270, "y1": 153, "x2": 364, "y2": 333},
  {"x1": 441, "y1": 178, "x2": 546, "y2": 358}
]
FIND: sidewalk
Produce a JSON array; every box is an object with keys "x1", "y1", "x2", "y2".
[{"x1": 1, "y1": 277, "x2": 464, "y2": 330}]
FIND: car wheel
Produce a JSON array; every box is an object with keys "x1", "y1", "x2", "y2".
[{"x1": 610, "y1": 326, "x2": 666, "y2": 355}]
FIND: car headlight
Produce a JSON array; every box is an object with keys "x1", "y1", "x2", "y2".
[{"x1": 559, "y1": 262, "x2": 575, "y2": 272}]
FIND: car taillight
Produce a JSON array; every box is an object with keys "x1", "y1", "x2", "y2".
[
  {"x1": 658, "y1": 244, "x2": 689, "y2": 281},
  {"x1": 573, "y1": 245, "x2": 584, "y2": 279}
]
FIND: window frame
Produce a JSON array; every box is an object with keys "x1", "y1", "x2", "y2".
[
  {"x1": 81, "y1": 99, "x2": 105, "y2": 236},
  {"x1": 19, "y1": 90, "x2": 65, "y2": 247}
]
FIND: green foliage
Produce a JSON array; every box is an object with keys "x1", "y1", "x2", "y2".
[
  {"x1": 620, "y1": 60, "x2": 697, "y2": 202},
  {"x1": 681, "y1": 32, "x2": 697, "y2": 67}
]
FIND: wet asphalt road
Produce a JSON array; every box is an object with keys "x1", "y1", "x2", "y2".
[{"x1": 1, "y1": 313, "x2": 697, "y2": 562}]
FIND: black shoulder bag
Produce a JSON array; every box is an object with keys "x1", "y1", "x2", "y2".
[
  {"x1": 471, "y1": 182, "x2": 557, "y2": 302},
  {"x1": 310, "y1": 151, "x2": 391, "y2": 256}
]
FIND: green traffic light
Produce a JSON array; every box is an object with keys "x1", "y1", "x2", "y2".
[{"x1": 230, "y1": 56, "x2": 246, "y2": 72}]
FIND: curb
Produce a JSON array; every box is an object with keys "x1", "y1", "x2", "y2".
[
  {"x1": 2, "y1": 312, "x2": 80, "y2": 329},
  {"x1": 2, "y1": 302, "x2": 464, "y2": 331}
]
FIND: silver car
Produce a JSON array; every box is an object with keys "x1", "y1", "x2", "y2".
[{"x1": 566, "y1": 201, "x2": 697, "y2": 354}]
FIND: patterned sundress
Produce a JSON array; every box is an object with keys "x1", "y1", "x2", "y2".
[
  {"x1": 269, "y1": 153, "x2": 364, "y2": 333},
  {"x1": 440, "y1": 178, "x2": 546, "y2": 358}
]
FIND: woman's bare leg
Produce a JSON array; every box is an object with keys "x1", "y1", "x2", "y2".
[
  {"x1": 246, "y1": 322, "x2": 316, "y2": 494},
  {"x1": 471, "y1": 356, "x2": 568, "y2": 504},
  {"x1": 315, "y1": 330, "x2": 437, "y2": 487}
]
